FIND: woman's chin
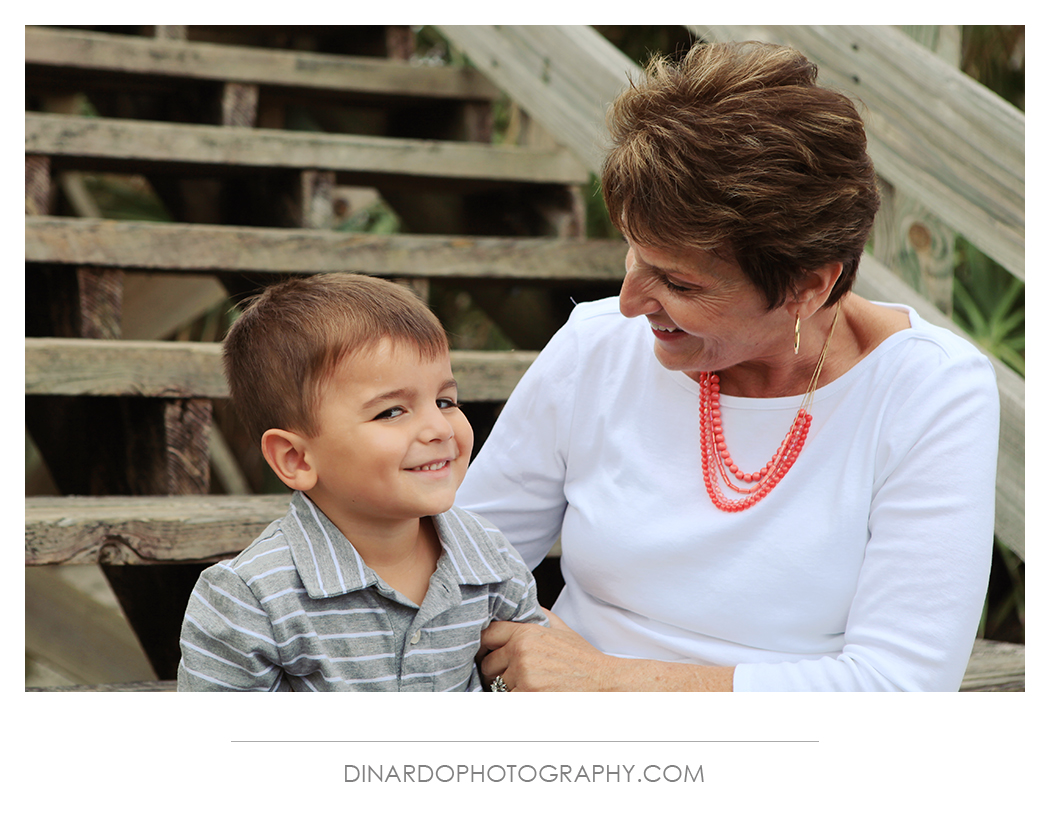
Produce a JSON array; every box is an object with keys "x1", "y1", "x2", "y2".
[{"x1": 652, "y1": 341, "x2": 707, "y2": 375}]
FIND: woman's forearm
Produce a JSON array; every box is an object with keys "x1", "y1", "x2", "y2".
[{"x1": 598, "y1": 656, "x2": 735, "y2": 692}]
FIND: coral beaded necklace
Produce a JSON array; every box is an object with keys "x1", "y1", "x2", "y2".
[{"x1": 699, "y1": 304, "x2": 841, "y2": 512}]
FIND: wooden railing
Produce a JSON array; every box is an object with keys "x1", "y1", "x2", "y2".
[{"x1": 437, "y1": 24, "x2": 1025, "y2": 561}]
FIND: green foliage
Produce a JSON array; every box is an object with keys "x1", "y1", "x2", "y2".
[
  {"x1": 952, "y1": 240, "x2": 1024, "y2": 376},
  {"x1": 951, "y1": 241, "x2": 1024, "y2": 646},
  {"x1": 951, "y1": 28, "x2": 1025, "y2": 642},
  {"x1": 961, "y1": 25, "x2": 1025, "y2": 110},
  {"x1": 980, "y1": 539, "x2": 1025, "y2": 642},
  {"x1": 79, "y1": 174, "x2": 172, "y2": 222},
  {"x1": 584, "y1": 175, "x2": 619, "y2": 240},
  {"x1": 335, "y1": 199, "x2": 402, "y2": 234}
]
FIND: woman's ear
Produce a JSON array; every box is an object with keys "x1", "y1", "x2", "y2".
[
  {"x1": 261, "y1": 428, "x2": 317, "y2": 491},
  {"x1": 792, "y1": 261, "x2": 844, "y2": 319}
]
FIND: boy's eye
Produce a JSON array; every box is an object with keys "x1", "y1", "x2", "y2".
[
  {"x1": 437, "y1": 398, "x2": 462, "y2": 410},
  {"x1": 373, "y1": 406, "x2": 405, "y2": 420}
]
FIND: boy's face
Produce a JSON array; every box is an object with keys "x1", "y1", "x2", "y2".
[{"x1": 303, "y1": 338, "x2": 473, "y2": 534}]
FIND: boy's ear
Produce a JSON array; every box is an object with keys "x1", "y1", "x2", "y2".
[{"x1": 260, "y1": 428, "x2": 317, "y2": 492}]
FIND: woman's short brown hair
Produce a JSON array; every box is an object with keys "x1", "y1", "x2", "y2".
[
  {"x1": 601, "y1": 40, "x2": 880, "y2": 309},
  {"x1": 222, "y1": 273, "x2": 448, "y2": 441}
]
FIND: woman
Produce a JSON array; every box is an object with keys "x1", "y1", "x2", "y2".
[{"x1": 457, "y1": 41, "x2": 1000, "y2": 691}]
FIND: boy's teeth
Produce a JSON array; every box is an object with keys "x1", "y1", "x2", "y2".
[{"x1": 415, "y1": 461, "x2": 447, "y2": 471}]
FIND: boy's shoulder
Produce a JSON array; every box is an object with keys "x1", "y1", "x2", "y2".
[
  {"x1": 203, "y1": 491, "x2": 335, "y2": 596},
  {"x1": 227, "y1": 517, "x2": 294, "y2": 570},
  {"x1": 432, "y1": 505, "x2": 526, "y2": 583},
  {"x1": 202, "y1": 514, "x2": 298, "y2": 590}
]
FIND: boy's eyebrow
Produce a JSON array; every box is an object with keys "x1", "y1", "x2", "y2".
[{"x1": 362, "y1": 387, "x2": 414, "y2": 410}]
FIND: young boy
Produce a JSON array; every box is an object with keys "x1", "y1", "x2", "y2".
[{"x1": 177, "y1": 273, "x2": 546, "y2": 691}]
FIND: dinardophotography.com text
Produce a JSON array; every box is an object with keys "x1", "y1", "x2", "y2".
[{"x1": 344, "y1": 763, "x2": 703, "y2": 784}]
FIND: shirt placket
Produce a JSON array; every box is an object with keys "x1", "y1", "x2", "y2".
[{"x1": 399, "y1": 569, "x2": 462, "y2": 691}]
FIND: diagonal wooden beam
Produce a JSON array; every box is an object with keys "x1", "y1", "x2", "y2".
[
  {"x1": 437, "y1": 25, "x2": 640, "y2": 172},
  {"x1": 696, "y1": 25, "x2": 1024, "y2": 282}
]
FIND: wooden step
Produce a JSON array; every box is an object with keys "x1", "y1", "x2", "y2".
[
  {"x1": 958, "y1": 638, "x2": 1025, "y2": 692},
  {"x1": 26, "y1": 26, "x2": 500, "y2": 103},
  {"x1": 28, "y1": 635, "x2": 1025, "y2": 692},
  {"x1": 26, "y1": 112, "x2": 588, "y2": 189},
  {"x1": 26, "y1": 494, "x2": 291, "y2": 566},
  {"x1": 25, "y1": 337, "x2": 538, "y2": 402},
  {"x1": 27, "y1": 680, "x2": 178, "y2": 692},
  {"x1": 25, "y1": 216, "x2": 625, "y2": 279}
]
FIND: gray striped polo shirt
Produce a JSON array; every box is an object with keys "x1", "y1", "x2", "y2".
[{"x1": 177, "y1": 491, "x2": 546, "y2": 691}]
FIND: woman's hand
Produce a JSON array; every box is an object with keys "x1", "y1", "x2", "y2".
[
  {"x1": 479, "y1": 609, "x2": 617, "y2": 692},
  {"x1": 480, "y1": 608, "x2": 735, "y2": 692}
]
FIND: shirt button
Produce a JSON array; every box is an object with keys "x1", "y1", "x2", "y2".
[{"x1": 410, "y1": 630, "x2": 421, "y2": 645}]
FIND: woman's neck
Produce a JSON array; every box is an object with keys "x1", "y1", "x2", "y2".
[
  {"x1": 707, "y1": 295, "x2": 910, "y2": 398},
  {"x1": 714, "y1": 303, "x2": 844, "y2": 398}
]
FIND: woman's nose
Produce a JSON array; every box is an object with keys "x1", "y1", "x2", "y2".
[{"x1": 619, "y1": 254, "x2": 659, "y2": 318}]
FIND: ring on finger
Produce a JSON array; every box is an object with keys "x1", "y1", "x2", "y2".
[{"x1": 490, "y1": 675, "x2": 509, "y2": 692}]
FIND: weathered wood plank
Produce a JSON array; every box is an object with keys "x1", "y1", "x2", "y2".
[
  {"x1": 26, "y1": 567, "x2": 158, "y2": 684},
  {"x1": 26, "y1": 337, "x2": 227, "y2": 399},
  {"x1": 437, "y1": 25, "x2": 640, "y2": 173},
  {"x1": 870, "y1": 27, "x2": 961, "y2": 317},
  {"x1": 31, "y1": 643, "x2": 1025, "y2": 693},
  {"x1": 25, "y1": 154, "x2": 51, "y2": 215},
  {"x1": 26, "y1": 680, "x2": 178, "y2": 692},
  {"x1": 959, "y1": 638, "x2": 1025, "y2": 691},
  {"x1": 26, "y1": 494, "x2": 292, "y2": 566},
  {"x1": 25, "y1": 216, "x2": 626, "y2": 280},
  {"x1": 697, "y1": 25, "x2": 1024, "y2": 282},
  {"x1": 25, "y1": 112, "x2": 589, "y2": 186},
  {"x1": 855, "y1": 254, "x2": 1024, "y2": 561},
  {"x1": 26, "y1": 26, "x2": 499, "y2": 101},
  {"x1": 25, "y1": 337, "x2": 539, "y2": 403}
]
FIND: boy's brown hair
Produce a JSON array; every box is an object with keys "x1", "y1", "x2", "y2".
[
  {"x1": 601, "y1": 40, "x2": 880, "y2": 309},
  {"x1": 223, "y1": 273, "x2": 449, "y2": 441}
]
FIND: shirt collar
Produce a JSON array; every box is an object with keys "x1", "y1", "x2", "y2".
[{"x1": 283, "y1": 492, "x2": 513, "y2": 600}]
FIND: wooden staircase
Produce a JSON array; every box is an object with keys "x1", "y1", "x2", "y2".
[
  {"x1": 25, "y1": 24, "x2": 623, "y2": 686},
  {"x1": 25, "y1": 25, "x2": 1022, "y2": 691}
]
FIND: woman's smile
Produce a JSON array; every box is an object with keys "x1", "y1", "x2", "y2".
[{"x1": 648, "y1": 317, "x2": 687, "y2": 338}]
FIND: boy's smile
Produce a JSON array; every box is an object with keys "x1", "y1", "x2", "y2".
[{"x1": 299, "y1": 338, "x2": 473, "y2": 540}]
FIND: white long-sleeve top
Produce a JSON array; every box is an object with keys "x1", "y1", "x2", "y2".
[{"x1": 458, "y1": 297, "x2": 999, "y2": 691}]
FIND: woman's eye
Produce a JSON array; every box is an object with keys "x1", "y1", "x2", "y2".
[{"x1": 659, "y1": 274, "x2": 694, "y2": 293}]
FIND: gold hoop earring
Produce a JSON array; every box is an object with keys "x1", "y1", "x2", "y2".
[{"x1": 794, "y1": 313, "x2": 801, "y2": 355}]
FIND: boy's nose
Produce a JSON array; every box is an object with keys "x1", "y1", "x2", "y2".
[{"x1": 421, "y1": 407, "x2": 455, "y2": 442}]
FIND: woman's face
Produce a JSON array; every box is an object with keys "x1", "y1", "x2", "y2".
[{"x1": 618, "y1": 238, "x2": 794, "y2": 381}]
